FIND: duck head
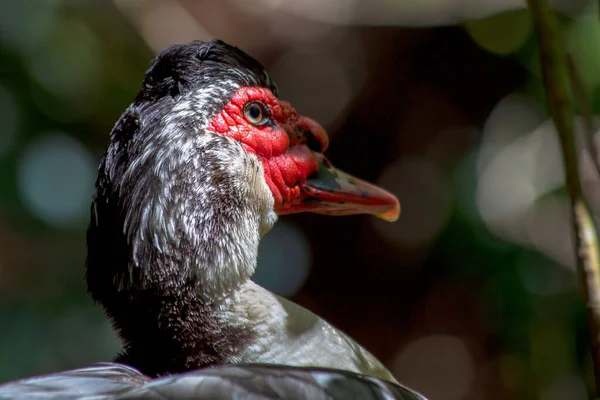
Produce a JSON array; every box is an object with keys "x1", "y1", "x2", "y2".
[{"x1": 86, "y1": 40, "x2": 399, "y2": 307}]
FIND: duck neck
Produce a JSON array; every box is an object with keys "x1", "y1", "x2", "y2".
[
  {"x1": 111, "y1": 279, "x2": 254, "y2": 377},
  {"x1": 89, "y1": 205, "x2": 269, "y2": 377},
  {"x1": 86, "y1": 119, "x2": 277, "y2": 376}
]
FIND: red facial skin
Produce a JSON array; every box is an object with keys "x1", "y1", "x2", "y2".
[
  {"x1": 207, "y1": 87, "x2": 400, "y2": 222},
  {"x1": 207, "y1": 87, "x2": 327, "y2": 209}
]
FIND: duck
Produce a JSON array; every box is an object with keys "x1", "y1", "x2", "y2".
[{"x1": 0, "y1": 40, "x2": 425, "y2": 400}]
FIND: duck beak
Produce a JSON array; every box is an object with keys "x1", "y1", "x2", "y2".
[
  {"x1": 274, "y1": 110, "x2": 399, "y2": 222},
  {"x1": 285, "y1": 153, "x2": 400, "y2": 222}
]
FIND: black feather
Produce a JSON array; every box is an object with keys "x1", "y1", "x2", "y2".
[{"x1": 139, "y1": 39, "x2": 277, "y2": 102}]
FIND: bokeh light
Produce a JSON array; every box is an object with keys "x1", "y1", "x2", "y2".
[
  {"x1": 17, "y1": 132, "x2": 96, "y2": 229},
  {"x1": 0, "y1": 1, "x2": 59, "y2": 54},
  {"x1": 465, "y1": 10, "x2": 531, "y2": 55},
  {"x1": 242, "y1": 0, "x2": 530, "y2": 27},
  {"x1": 539, "y1": 374, "x2": 587, "y2": 400},
  {"x1": 270, "y1": 46, "x2": 355, "y2": 129},
  {"x1": 0, "y1": 303, "x2": 120, "y2": 381},
  {"x1": 254, "y1": 222, "x2": 312, "y2": 297},
  {"x1": 373, "y1": 156, "x2": 453, "y2": 247},
  {"x1": 138, "y1": 0, "x2": 211, "y2": 52},
  {"x1": 477, "y1": 105, "x2": 599, "y2": 272},
  {"x1": 477, "y1": 93, "x2": 545, "y2": 174},
  {"x1": 518, "y1": 252, "x2": 575, "y2": 296},
  {"x1": 25, "y1": 18, "x2": 102, "y2": 114},
  {"x1": 393, "y1": 335, "x2": 474, "y2": 400},
  {"x1": 568, "y1": 10, "x2": 600, "y2": 92}
]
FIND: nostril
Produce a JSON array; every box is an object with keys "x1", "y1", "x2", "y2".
[
  {"x1": 287, "y1": 115, "x2": 329, "y2": 152},
  {"x1": 304, "y1": 129, "x2": 323, "y2": 153},
  {"x1": 292, "y1": 127, "x2": 324, "y2": 153},
  {"x1": 301, "y1": 117, "x2": 329, "y2": 153}
]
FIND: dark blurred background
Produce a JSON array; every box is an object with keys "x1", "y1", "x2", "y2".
[{"x1": 1, "y1": 0, "x2": 600, "y2": 398}]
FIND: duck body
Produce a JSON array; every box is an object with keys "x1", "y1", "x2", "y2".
[
  {"x1": 217, "y1": 282, "x2": 396, "y2": 381},
  {"x1": 0, "y1": 40, "x2": 424, "y2": 399},
  {"x1": 0, "y1": 363, "x2": 425, "y2": 400}
]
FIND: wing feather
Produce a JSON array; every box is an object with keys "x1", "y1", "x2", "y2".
[{"x1": 0, "y1": 363, "x2": 427, "y2": 400}]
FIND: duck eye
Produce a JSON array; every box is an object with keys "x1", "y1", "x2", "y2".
[{"x1": 243, "y1": 101, "x2": 269, "y2": 126}]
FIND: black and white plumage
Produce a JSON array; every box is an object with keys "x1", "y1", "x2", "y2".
[{"x1": 0, "y1": 40, "x2": 420, "y2": 399}]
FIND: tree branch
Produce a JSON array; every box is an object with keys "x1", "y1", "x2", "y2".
[{"x1": 527, "y1": 0, "x2": 600, "y2": 395}]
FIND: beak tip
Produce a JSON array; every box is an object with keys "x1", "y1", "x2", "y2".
[{"x1": 377, "y1": 200, "x2": 401, "y2": 222}]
